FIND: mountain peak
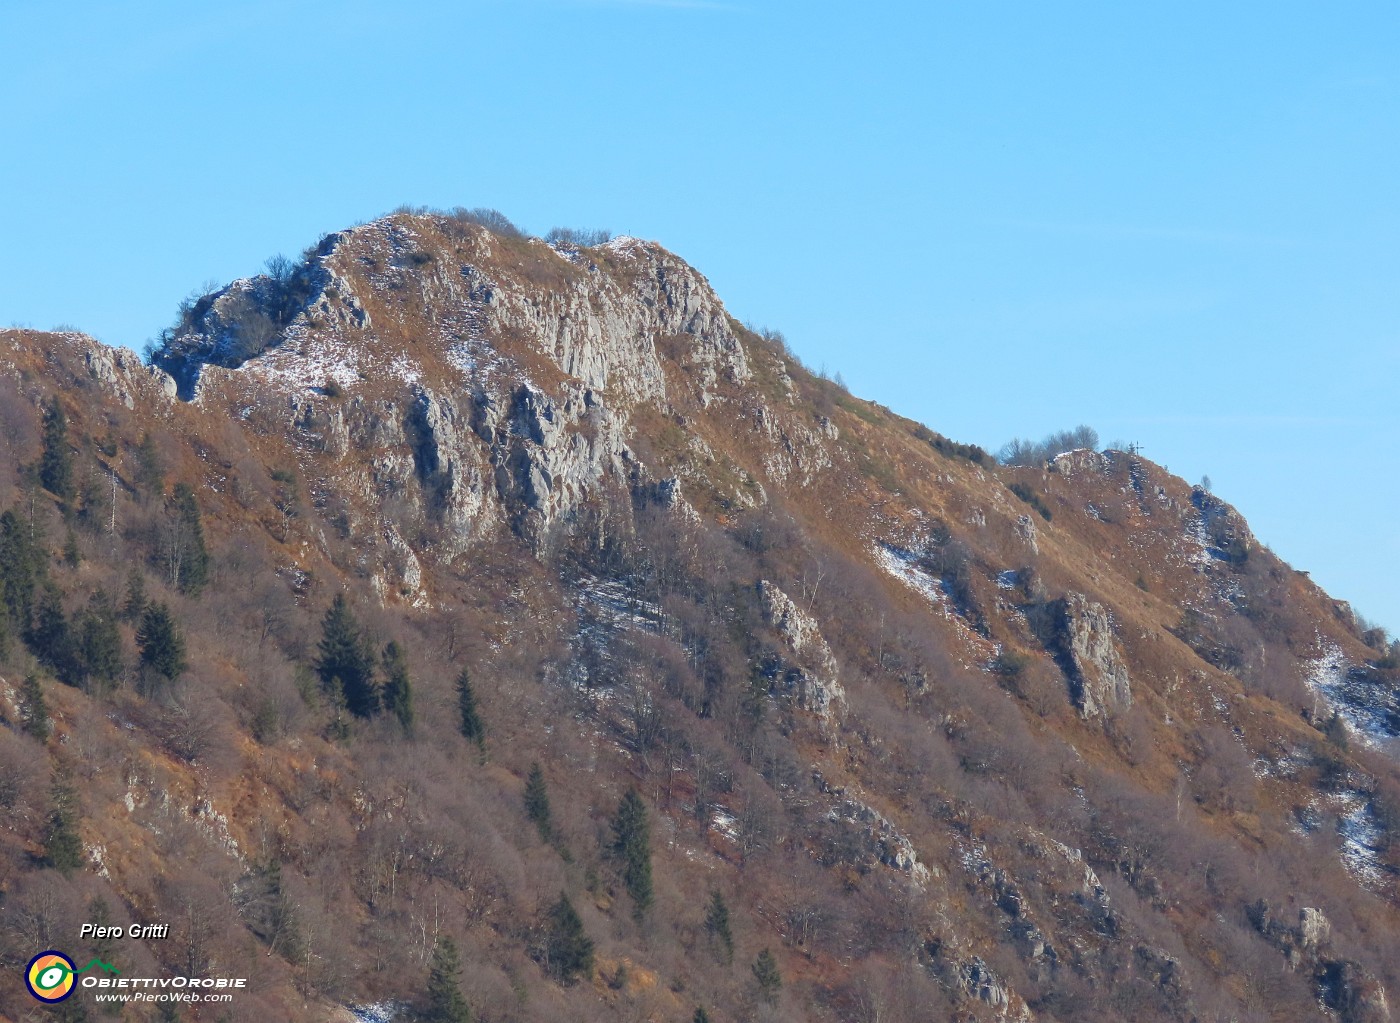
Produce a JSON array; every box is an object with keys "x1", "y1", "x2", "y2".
[
  {"x1": 2, "y1": 213, "x2": 1397, "y2": 1023},
  {"x1": 153, "y1": 210, "x2": 751, "y2": 418}
]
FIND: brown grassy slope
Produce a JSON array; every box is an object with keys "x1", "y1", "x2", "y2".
[{"x1": 0, "y1": 222, "x2": 1397, "y2": 1023}]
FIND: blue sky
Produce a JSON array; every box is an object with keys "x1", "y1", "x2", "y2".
[{"x1": 2, "y1": 1, "x2": 1397, "y2": 634}]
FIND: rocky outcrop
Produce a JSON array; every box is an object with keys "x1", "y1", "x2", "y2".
[
  {"x1": 82, "y1": 341, "x2": 176, "y2": 408},
  {"x1": 1301, "y1": 906, "x2": 1332, "y2": 950},
  {"x1": 1189, "y1": 486, "x2": 1254, "y2": 566},
  {"x1": 1319, "y1": 960, "x2": 1392, "y2": 1023},
  {"x1": 471, "y1": 382, "x2": 631, "y2": 542},
  {"x1": 811, "y1": 772, "x2": 930, "y2": 882},
  {"x1": 758, "y1": 580, "x2": 845, "y2": 726},
  {"x1": 151, "y1": 214, "x2": 768, "y2": 560},
  {"x1": 958, "y1": 957, "x2": 1011, "y2": 1010},
  {"x1": 1049, "y1": 448, "x2": 1109, "y2": 476},
  {"x1": 1015, "y1": 514, "x2": 1039, "y2": 555},
  {"x1": 1057, "y1": 593, "x2": 1132, "y2": 718}
]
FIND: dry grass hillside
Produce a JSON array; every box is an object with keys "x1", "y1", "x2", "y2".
[{"x1": 0, "y1": 209, "x2": 1396, "y2": 1022}]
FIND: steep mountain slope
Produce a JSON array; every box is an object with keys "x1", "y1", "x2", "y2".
[{"x1": 0, "y1": 209, "x2": 1397, "y2": 1023}]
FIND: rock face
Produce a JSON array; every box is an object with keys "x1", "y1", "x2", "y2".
[
  {"x1": 1015, "y1": 513, "x2": 1039, "y2": 555},
  {"x1": 1058, "y1": 593, "x2": 1132, "y2": 718},
  {"x1": 148, "y1": 214, "x2": 792, "y2": 580},
  {"x1": 1189, "y1": 486, "x2": 1254, "y2": 566},
  {"x1": 1049, "y1": 448, "x2": 1109, "y2": 476},
  {"x1": 758, "y1": 580, "x2": 845, "y2": 726},
  {"x1": 1301, "y1": 906, "x2": 1332, "y2": 950},
  {"x1": 1320, "y1": 960, "x2": 1392, "y2": 1023}
]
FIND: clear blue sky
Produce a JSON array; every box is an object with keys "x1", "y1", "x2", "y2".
[{"x1": 3, "y1": 1, "x2": 1397, "y2": 635}]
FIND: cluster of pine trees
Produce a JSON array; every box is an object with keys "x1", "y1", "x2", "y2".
[
  {"x1": 314, "y1": 593, "x2": 416, "y2": 735},
  {"x1": 1, "y1": 405, "x2": 200, "y2": 720},
  {"x1": 313, "y1": 593, "x2": 488, "y2": 746}
]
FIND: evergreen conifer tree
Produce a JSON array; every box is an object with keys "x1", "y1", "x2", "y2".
[
  {"x1": 170, "y1": 483, "x2": 209, "y2": 595},
  {"x1": 76, "y1": 590, "x2": 123, "y2": 694},
  {"x1": 19, "y1": 673, "x2": 50, "y2": 742},
  {"x1": 611, "y1": 790, "x2": 654, "y2": 918},
  {"x1": 39, "y1": 399, "x2": 74, "y2": 501},
  {"x1": 244, "y1": 860, "x2": 303, "y2": 959},
  {"x1": 44, "y1": 773, "x2": 84, "y2": 874},
  {"x1": 137, "y1": 602, "x2": 188, "y2": 684},
  {"x1": 693, "y1": 1009, "x2": 711, "y2": 1023},
  {"x1": 752, "y1": 948, "x2": 782, "y2": 1006},
  {"x1": 28, "y1": 583, "x2": 78, "y2": 684},
  {"x1": 456, "y1": 668, "x2": 484, "y2": 746},
  {"x1": 545, "y1": 892, "x2": 593, "y2": 983},
  {"x1": 121, "y1": 568, "x2": 148, "y2": 622},
  {"x1": 85, "y1": 897, "x2": 118, "y2": 964},
  {"x1": 524, "y1": 762, "x2": 552, "y2": 842},
  {"x1": 704, "y1": 890, "x2": 734, "y2": 963},
  {"x1": 135, "y1": 431, "x2": 164, "y2": 501},
  {"x1": 0, "y1": 507, "x2": 45, "y2": 627},
  {"x1": 315, "y1": 595, "x2": 378, "y2": 718},
  {"x1": 425, "y1": 936, "x2": 472, "y2": 1023},
  {"x1": 381, "y1": 641, "x2": 414, "y2": 736}
]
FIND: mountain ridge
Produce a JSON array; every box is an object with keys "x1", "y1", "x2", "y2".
[{"x1": 0, "y1": 210, "x2": 1396, "y2": 1022}]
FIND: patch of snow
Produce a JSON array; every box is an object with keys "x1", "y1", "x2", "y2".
[
  {"x1": 577, "y1": 576, "x2": 663, "y2": 632},
  {"x1": 710, "y1": 807, "x2": 740, "y2": 843},
  {"x1": 1184, "y1": 511, "x2": 1214, "y2": 569},
  {"x1": 1303, "y1": 641, "x2": 1400, "y2": 748},
  {"x1": 349, "y1": 1002, "x2": 408, "y2": 1023},
  {"x1": 873, "y1": 543, "x2": 997, "y2": 667},
  {"x1": 1331, "y1": 791, "x2": 1388, "y2": 888},
  {"x1": 243, "y1": 326, "x2": 359, "y2": 393},
  {"x1": 874, "y1": 543, "x2": 951, "y2": 613},
  {"x1": 996, "y1": 569, "x2": 1019, "y2": 590},
  {"x1": 602, "y1": 235, "x2": 646, "y2": 257}
]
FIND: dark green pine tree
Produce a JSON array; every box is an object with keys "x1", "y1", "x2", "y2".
[
  {"x1": 62, "y1": 527, "x2": 81, "y2": 568},
  {"x1": 120, "y1": 568, "x2": 148, "y2": 622},
  {"x1": 455, "y1": 668, "x2": 484, "y2": 746},
  {"x1": 611, "y1": 790, "x2": 653, "y2": 919},
  {"x1": 315, "y1": 594, "x2": 378, "y2": 718},
  {"x1": 704, "y1": 890, "x2": 734, "y2": 964},
  {"x1": 0, "y1": 507, "x2": 46, "y2": 627},
  {"x1": 380, "y1": 641, "x2": 415, "y2": 736},
  {"x1": 524, "y1": 762, "x2": 552, "y2": 842},
  {"x1": 135, "y1": 431, "x2": 165, "y2": 501},
  {"x1": 752, "y1": 948, "x2": 782, "y2": 1006},
  {"x1": 28, "y1": 583, "x2": 79, "y2": 684},
  {"x1": 39, "y1": 398, "x2": 75, "y2": 501},
  {"x1": 245, "y1": 860, "x2": 303, "y2": 959},
  {"x1": 170, "y1": 483, "x2": 209, "y2": 595},
  {"x1": 19, "y1": 673, "x2": 50, "y2": 742},
  {"x1": 85, "y1": 897, "x2": 118, "y2": 965},
  {"x1": 545, "y1": 892, "x2": 594, "y2": 983},
  {"x1": 44, "y1": 772, "x2": 84, "y2": 874},
  {"x1": 76, "y1": 590, "x2": 123, "y2": 694},
  {"x1": 693, "y1": 1009, "x2": 712, "y2": 1023},
  {"x1": 424, "y1": 936, "x2": 472, "y2": 1023},
  {"x1": 137, "y1": 602, "x2": 188, "y2": 685}
]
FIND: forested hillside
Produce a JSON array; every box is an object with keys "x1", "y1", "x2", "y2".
[{"x1": 0, "y1": 209, "x2": 1397, "y2": 1022}]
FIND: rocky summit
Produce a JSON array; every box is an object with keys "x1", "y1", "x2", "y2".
[{"x1": 0, "y1": 208, "x2": 1397, "y2": 1022}]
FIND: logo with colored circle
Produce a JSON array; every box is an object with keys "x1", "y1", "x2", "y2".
[{"x1": 26, "y1": 950, "x2": 77, "y2": 1002}]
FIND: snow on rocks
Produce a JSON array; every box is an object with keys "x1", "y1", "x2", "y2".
[
  {"x1": 1331, "y1": 790, "x2": 1388, "y2": 888},
  {"x1": 872, "y1": 543, "x2": 998, "y2": 667},
  {"x1": 1304, "y1": 641, "x2": 1400, "y2": 748}
]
